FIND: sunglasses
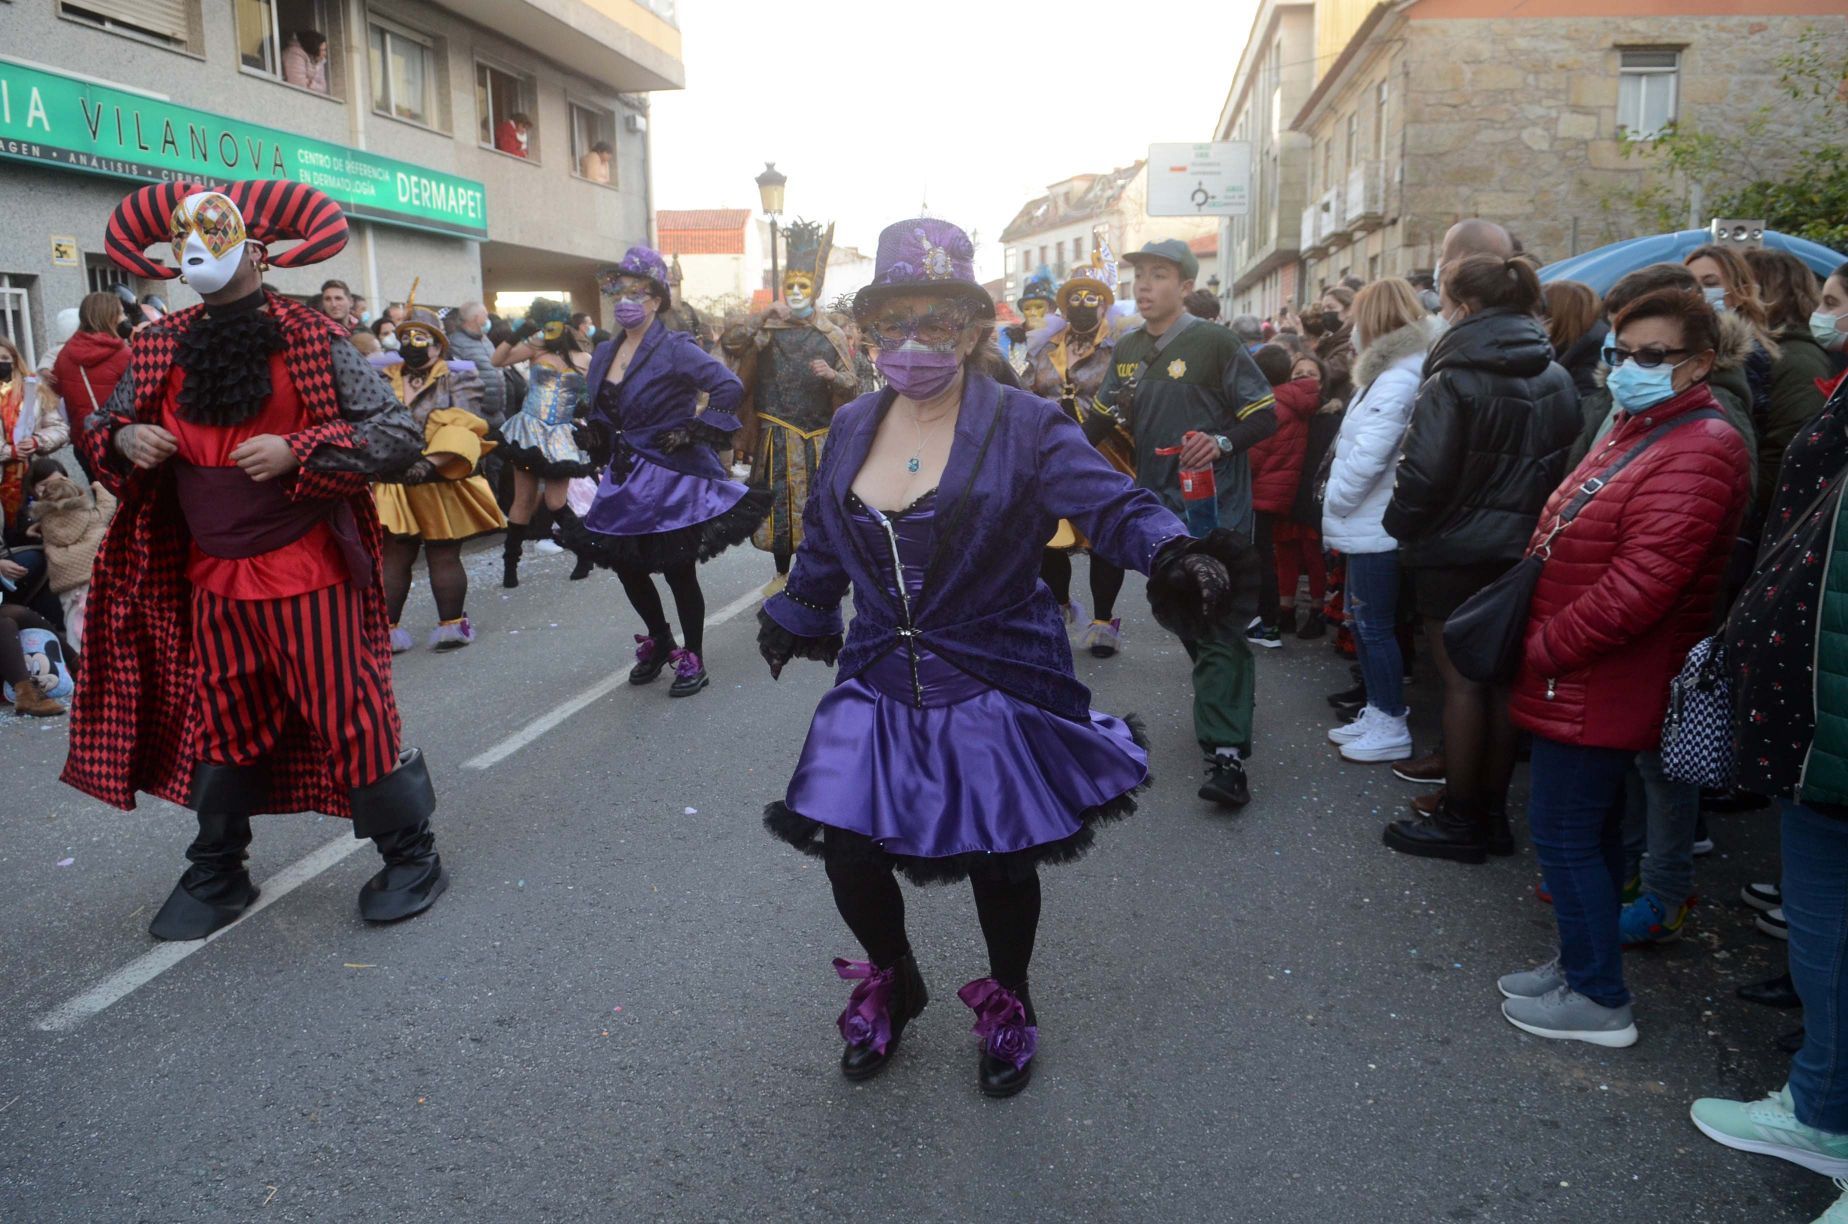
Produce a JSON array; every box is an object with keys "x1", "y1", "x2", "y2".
[
  {"x1": 1602, "y1": 343, "x2": 1690, "y2": 369},
  {"x1": 868, "y1": 308, "x2": 972, "y2": 347}
]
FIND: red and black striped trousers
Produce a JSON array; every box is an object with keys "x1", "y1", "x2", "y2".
[{"x1": 189, "y1": 584, "x2": 400, "y2": 790}]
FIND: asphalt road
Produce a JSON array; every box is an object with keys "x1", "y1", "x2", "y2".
[{"x1": 0, "y1": 542, "x2": 1820, "y2": 1222}]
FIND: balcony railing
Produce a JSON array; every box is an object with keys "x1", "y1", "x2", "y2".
[
  {"x1": 1314, "y1": 189, "x2": 1345, "y2": 246},
  {"x1": 1346, "y1": 161, "x2": 1386, "y2": 231}
]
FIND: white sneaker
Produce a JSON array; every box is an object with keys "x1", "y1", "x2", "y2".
[
  {"x1": 1328, "y1": 707, "x2": 1378, "y2": 745},
  {"x1": 1340, "y1": 709, "x2": 1414, "y2": 762},
  {"x1": 1817, "y1": 1178, "x2": 1848, "y2": 1224},
  {"x1": 1759, "y1": 906, "x2": 1790, "y2": 940},
  {"x1": 533, "y1": 539, "x2": 564, "y2": 555}
]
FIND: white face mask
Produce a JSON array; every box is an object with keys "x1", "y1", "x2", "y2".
[
  {"x1": 1702, "y1": 285, "x2": 1729, "y2": 313},
  {"x1": 1813, "y1": 309, "x2": 1848, "y2": 353},
  {"x1": 381, "y1": 334, "x2": 401, "y2": 351},
  {"x1": 171, "y1": 191, "x2": 249, "y2": 297}
]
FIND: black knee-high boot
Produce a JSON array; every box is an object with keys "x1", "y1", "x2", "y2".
[
  {"x1": 149, "y1": 763, "x2": 267, "y2": 941},
  {"x1": 501, "y1": 523, "x2": 525, "y2": 589},
  {"x1": 350, "y1": 748, "x2": 447, "y2": 923}
]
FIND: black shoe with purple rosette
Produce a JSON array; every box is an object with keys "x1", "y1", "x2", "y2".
[
  {"x1": 836, "y1": 952, "x2": 928, "y2": 1081},
  {"x1": 960, "y1": 978, "x2": 1038, "y2": 1098}
]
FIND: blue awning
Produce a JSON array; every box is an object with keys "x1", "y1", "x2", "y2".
[{"x1": 1539, "y1": 229, "x2": 1845, "y2": 293}]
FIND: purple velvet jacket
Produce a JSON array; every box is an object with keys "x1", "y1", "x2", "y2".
[
  {"x1": 587, "y1": 320, "x2": 745, "y2": 479},
  {"x1": 763, "y1": 374, "x2": 1188, "y2": 722}
]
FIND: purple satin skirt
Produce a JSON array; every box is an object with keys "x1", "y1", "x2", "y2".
[
  {"x1": 783, "y1": 645, "x2": 1148, "y2": 861},
  {"x1": 583, "y1": 451, "x2": 748, "y2": 538}
]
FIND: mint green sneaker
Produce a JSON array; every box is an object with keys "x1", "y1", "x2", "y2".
[
  {"x1": 1690, "y1": 1087, "x2": 1848, "y2": 1177},
  {"x1": 1817, "y1": 1179, "x2": 1848, "y2": 1224}
]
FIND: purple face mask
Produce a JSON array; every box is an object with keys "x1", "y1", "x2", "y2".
[
  {"x1": 876, "y1": 341, "x2": 960, "y2": 400},
  {"x1": 613, "y1": 299, "x2": 649, "y2": 330}
]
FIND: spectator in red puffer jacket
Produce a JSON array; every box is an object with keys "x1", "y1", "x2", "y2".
[
  {"x1": 1244, "y1": 345, "x2": 1321, "y2": 645},
  {"x1": 1497, "y1": 287, "x2": 1750, "y2": 1050},
  {"x1": 50, "y1": 293, "x2": 131, "y2": 479}
]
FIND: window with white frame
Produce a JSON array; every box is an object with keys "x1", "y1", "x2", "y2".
[
  {"x1": 237, "y1": 0, "x2": 342, "y2": 94},
  {"x1": 1617, "y1": 49, "x2": 1679, "y2": 138},
  {"x1": 1344, "y1": 112, "x2": 1359, "y2": 172},
  {"x1": 0, "y1": 275, "x2": 38, "y2": 372},
  {"x1": 1375, "y1": 80, "x2": 1390, "y2": 159},
  {"x1": 477, "y1": 60, "x2": 538, "y2": 159},
  {"x1": 370, "y1": 19, "x2": 440, "y2": 128},
  {"x1": 570, "y1": 102, "x2": 617, "y2": 184}
]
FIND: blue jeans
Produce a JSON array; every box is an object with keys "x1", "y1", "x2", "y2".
[
  {"x1": 1344, "y1": 551, "x2": 1403, "y2": 717},
  {"x1": 1526, "y1": 737, "x2": 1634, "y2": 1008},
  {"x1": 1620, "y1": 749, "x2": 1699, "y2": 906},
  {"x1": 1784, "y1": 800, "x2": 1848, "y2": 1132}
]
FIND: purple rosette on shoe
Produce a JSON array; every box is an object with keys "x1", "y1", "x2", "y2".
[
  {"x1": 958, "y1": 978, "x2": 1038, "y2": 1071},
  {"x1": 835, "y1": 958, "x2": 896, "y2": 1055}
]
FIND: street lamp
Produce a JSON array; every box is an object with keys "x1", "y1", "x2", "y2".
[
  {"x1": 755, "y1": 161, "x2": 787, "y2": 302},
  {"x1": 1207, "y1": 274, "x2": 1221, "y2": 293}
]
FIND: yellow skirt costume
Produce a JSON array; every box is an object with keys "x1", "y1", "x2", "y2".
[{"x1": 376, "y1": 408, "x2": 507, "y2": 541}]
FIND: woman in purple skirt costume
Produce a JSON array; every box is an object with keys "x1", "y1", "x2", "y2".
[
  {"x1": 561, "y1": 247, "x2": 771, "y2": 697},
  {"x1": 759, "y1": 219, "x2": 1249, "y2": 1096}
]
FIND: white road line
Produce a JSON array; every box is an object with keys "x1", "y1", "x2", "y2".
[
  {"x1": 33, "y1": 583, "x2": 767, "y2": 1031},
  {"x1": 34, "y1": 835, "x2": 366, "y2": 1032},
  {"x1": 463, "y1": 584, "x2": 763, "y2": 771}
]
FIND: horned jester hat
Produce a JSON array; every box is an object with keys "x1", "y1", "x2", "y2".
[{"x1": 104, "y1": 178, "x2": 350, "y2": 292}]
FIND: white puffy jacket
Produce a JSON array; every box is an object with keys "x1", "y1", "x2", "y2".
[{"x1": 1321, "y1": 317, "x2": 1442, "y2": 554}]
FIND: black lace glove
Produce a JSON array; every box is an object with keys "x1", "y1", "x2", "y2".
[
  {"x1": 395, "y1": 458, "x2": 444, "y2": 486},
  {"x1": 512, "y1": 318, "x2": 541, "y2": 343},
  {"x1": 1146, "y1": 529, "x2": 1258, "y2": 641},
  {"x1": 573, "y1": 418, "x2": 614, "y2": 465},
  {"x1": 757, "y1": 608, "x2": 841, "y2": 680},
  {"x1": 1003, "y1": 324, "x2": 1026, "y2": 346},
  {"x1": 656, "y1": 426, "x2": 695, "y2": 453},
  {"x1": 1081, "y1": 407, "x2": 1123, "y2": 446}
]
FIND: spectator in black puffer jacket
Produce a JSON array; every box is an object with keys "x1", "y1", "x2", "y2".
[{"x1": 1381, "y1": 254, "x2": 1581, "y2": 864}]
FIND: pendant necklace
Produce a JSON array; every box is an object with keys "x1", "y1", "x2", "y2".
[{"x1": 907, "y1": 406, "x2": 950, "y2": 474}]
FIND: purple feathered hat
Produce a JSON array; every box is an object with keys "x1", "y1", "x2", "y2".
[
  {"x1": 853, "y1": 218, "x2": 995, "y2": 320},
  {"x1": 599, "y1": 244, "x2": 670, "y2": 299}
]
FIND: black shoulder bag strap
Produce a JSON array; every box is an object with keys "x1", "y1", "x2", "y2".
[{"x1": 1532, "y1": 408, "x2": 1724, "y2": 559}]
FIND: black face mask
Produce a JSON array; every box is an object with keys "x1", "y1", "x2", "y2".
[
  {"x1": 1066, "y1": 306, "x2": 1099, "y2": 332},
  {"x1": 401, "y1": 343, "x2": 434, "y2": 370},
  {"x1": 1321, "y1": 311, "x2": 1342, "y2": 333},
  {"x1": 0, "y1": 361, "x2": 12, "y2": 382}
]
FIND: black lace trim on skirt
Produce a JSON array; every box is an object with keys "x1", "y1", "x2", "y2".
[
  {"x1": 494, "y1": 435, "x2": 598, "y2": 480},
  {"x1": 762, "y1": 716, "x2": 1150, "y2": 885},
  {"x1": 559, "y1": 485, "x2": 772, "y2": 573}
]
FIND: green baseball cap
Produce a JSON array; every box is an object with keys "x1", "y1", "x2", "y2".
[{"x1": 1123, "y1": 238, "x2": 1199, "y2": 282}]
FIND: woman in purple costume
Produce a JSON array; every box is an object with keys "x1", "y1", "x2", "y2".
[
  {"x1": 561, "y1": 247, "x2": 771, "y2": 697},
  {"x1": 759, "y1": 219, "x2": 1249, "y2": 1097}
]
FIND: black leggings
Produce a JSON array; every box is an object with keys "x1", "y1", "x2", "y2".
[
  {"x1": 614, "y1": 562, "x2": 705, "y2": 657},
  {"x1": 1039, "y1": 550, "x2": 1126, "y2": 621},
  {"x1": 382, "y1": 537, "x2": 468, "y2": 624},
  {"x1": 824, "y1": 858, "x2": 1042, "y2": 989},
  {"x1": 0, "y1": 606, "x2": 61, "y2": 686}
]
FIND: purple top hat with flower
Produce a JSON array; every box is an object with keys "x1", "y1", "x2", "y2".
[
  {"x1": 853, "y1": 218, "x2": 995, "y2": 320},
  {"x1": 599, "y1": 244, "x2": 670, "y2": 298}
]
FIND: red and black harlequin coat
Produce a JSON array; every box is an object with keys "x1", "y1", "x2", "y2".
[{"x1": 61, "y1": 292, "x2": 424, "y2": 817}]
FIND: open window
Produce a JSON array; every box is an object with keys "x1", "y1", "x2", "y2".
[
  {"x1": 477, "y1": 60, "x2": 538, "y2": 161},
  {"x1": 236, "y1": 0, "x2": 342, "y2": 97},
  {"x1": 570, "y1": 102, "x2": 617, "y2": 185}
]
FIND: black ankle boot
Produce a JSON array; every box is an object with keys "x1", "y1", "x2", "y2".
[
  {"x1": 839, "y1": 951, "x2": 928, "y2": 1081},
  {"x1": 351, "y1": 748, "x2": 447, "y2": 923},
  {"x1": 1383, "y1": 797, "x2": 1487, "y2": 864},
  {"x1": 967, "y1": 979, "x2": 1038, "y2": 1099},
  {"x1": 1484, "y1": 806, "x2": 1516, "y2": 857},
  {"x1": 149, "y1": 763, "x2": 267, "y2": 941},
  {"x1": 629, "y1": 633, "x2": 674, "y2": 685},
  {"x1": 501, "y1": 524, "x2": 524, "y2": 589}
]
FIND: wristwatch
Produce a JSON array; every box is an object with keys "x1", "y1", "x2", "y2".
[{"x1": 1212, "y1": 434, "x2": 1232, "y2": 454}]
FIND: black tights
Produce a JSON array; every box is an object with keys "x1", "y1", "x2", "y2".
[
  {"x1": 382, "y1": 537, "x2": 468, "y2": 624},
  {"x1": 1428, "y1": 619, "x2": 1518, "y2": 813},
  {"x1": 0, "y1": 606, "x2": 60, "y2": 685},
  {"x1": 824, "y1": 858, "x2": 1042, "y2": 989},
  {"x1": 1038, "y1": 551, "x2": 1126, "y2": 621},
  {"x1": 614, "y1": 562, "x2": 704, "y2": 656}
]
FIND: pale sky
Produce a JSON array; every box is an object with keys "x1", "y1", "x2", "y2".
[{"x1": 650, "y1": 0, "x2": 1259, "y2": 281}]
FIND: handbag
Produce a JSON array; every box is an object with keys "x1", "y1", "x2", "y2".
[
  {"x1": 1442, "y1": 408, "x2": 1722, "y2": 685},
  {"x1": 1661, "y1": 471, "x2": 1848, "y2": 786}
]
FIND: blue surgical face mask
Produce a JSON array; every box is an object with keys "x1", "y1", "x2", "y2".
[
  {"x1": 1607, "y1": 356, "x2": 1687, "y2": 413},
  {"x1": 1811, "y1": 309, "x2": 1848, "y2": 353},
  {"x1": 1702, "y1": 285, "x2": 1728, "y2": 313}
]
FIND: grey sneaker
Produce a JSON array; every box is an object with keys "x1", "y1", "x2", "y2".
[
  {"x1": 1497, "y1": 955, "x2": 1565, "y2": 1000},
  {"x1": 1502, "y1": 985, "x2": 1638, "y2": 1048}
]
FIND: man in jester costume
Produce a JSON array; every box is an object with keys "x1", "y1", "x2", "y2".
[
  {"x1": 733, "y1": 219, "x2": 858, "y2": 590},
  {"x1": 63, "y1": 179, "x2": 448, "y2": 940}
]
